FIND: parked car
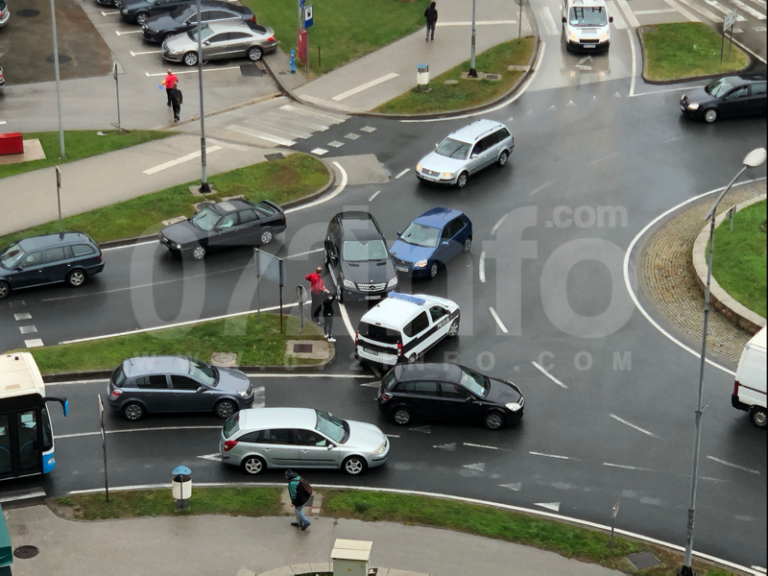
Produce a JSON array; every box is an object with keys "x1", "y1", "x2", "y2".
[
  {"x1": 390, "y1": 208, "x2": 472, "y2": 279},
  {"x1": 0, "y1": 233, "x2": 104, "y2": 300},
  {"x1": 681, "y1": 74, "x2": 767, "y2": 123},
  {"x1": 378, "y1": 363, "x2": 524, "y2": 430},
  {"x1": 220, "y1": 407, "x2": 390, "y2": 476},
  {"x1": 142, "y1": 1, "x2": 254, "y2": 43},
  {"x1": 158, "y1": 199, "x2": 286, "y2": 260},
  {"x1": 107, "y1": 356, "x2": 254, "y2": 421},
  {"x1": 0, "y1": 62, "x2": 5, "y2": 94},
  {"x1": 116, "y1": 0, "x2": 194, "y2": 25},
  {"x1": 163, "y1": 20, "x2": 276, "y2": 66},
  {"x1": 324, "y1": 211, "x2": 397, "y2": 303},
  {"x1": 0, "y1": 0, "x2": 9, "y2": 28},
  {"x1": 732, "y1": 327, "x2": 767, "y2": 428},
  {"x1": 415, "y1": 119, "x2": 514, "y2": 188}
]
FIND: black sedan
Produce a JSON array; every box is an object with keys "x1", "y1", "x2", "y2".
[
  {"x1": 680, "y1": 74, "x2": 767, "y2": 123},
  {"x1": 377, "y1": 363, "x2": 525, "y2": 430},
  {"x1": 142, "y1": 1, "x2": 254, "y2": 43},
  {"x1": 116, "y1": 0, "x2": 194, "y2": 26},
  {"x1": 158, "y1": 199, "x2": 286, "y2": 260}
]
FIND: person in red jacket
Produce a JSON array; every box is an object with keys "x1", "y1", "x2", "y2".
[{"x1": 305, "y1": 267, "x2": 328, "y2": 325}]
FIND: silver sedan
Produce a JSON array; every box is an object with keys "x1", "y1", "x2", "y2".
[
  {"x1": 163, "y1": 20, "x2": 277, "y2": 66},
  {"x1": 220, "y1": 408, "x2": 391, "y2": 476}
]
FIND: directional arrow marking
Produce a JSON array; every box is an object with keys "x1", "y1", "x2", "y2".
[
  {"x1": 433, "y1": 443, "x2": 457, "y2": 451},
  {"x1": 534, "y1": 502, "x2": 560, "y2": 512},
  {"x1": 409, "y1": 425, "x2": 432, "y2": 434},
  {"x1": 463, "y1": 463, "x2": 486, "y2": 472},
  {"x1": 499, "y1": 483, "x2": 522, "y2": 491},
  {"x1": 197, "y1": 454, "x2": 222, "y2": 462},
  {"x1": 566, "y1": 100, "x2": 576, "y2": 107}
]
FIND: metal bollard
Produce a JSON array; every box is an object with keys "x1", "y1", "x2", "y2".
[
  {"x1": 290, "y1": 49, "x2": 297, "y2": 74},
  {"x1": 296, "y1": 285, "x2": 308, "y2": 333}
]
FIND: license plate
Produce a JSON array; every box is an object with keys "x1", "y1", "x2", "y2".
[
  {"x1": 422, "y1": 174, "x2": 438, "y2": 182},
  {"x1": 363, "y1": 347, "x2": 379, "y2": 356},
  {"x1": 396, "y1": 266, "x2": 409, "y2": 273},
  {"x1": 364, "y1": 295, "x2": 382, "y2": 301},
  {"x1": 583, "y1": 44, "x2": 596, "y2": 49}
]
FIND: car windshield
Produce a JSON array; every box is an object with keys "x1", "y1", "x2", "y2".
[
  {"x1": 189, "y1": 359, "x2": 218, "y2": 387},
  {"x1": 188, "y1": 24, "x2": 214, "y2": 42},
  {"x1": 399, "y1": 223, "x2": 440, "y2": 248},
  {"x1": 435, "y1": 138, "x2": 471, "y2": 160},
  {"x1": 0, "y1": 243, "x2": 26, "y2": 270},
  {"x1": 191, "y1": 208, "x2": 221, "y2": 231},
  {"x1": 316, "y1": 410, "x2": 349, "y2": 444},
  {"x1": 343, "y1": 239, "x2": 389, "y2": 262},
  {"x1": 459, "y1": 367, "x2": 489, "y2": 397},
  {"x1": 705, "y1": 77, "x2": 735, "y2": 97},
  {"x1": 568, "y1": 7, "x2": 607, "y2": 26}
]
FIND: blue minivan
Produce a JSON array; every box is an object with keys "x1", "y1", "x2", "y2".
[{"x1": 389, "y1": 208, "x2": 472, "y2": 279}]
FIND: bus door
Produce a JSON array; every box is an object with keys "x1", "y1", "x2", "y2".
[{"x1": 0, "y1": 408, "x2": 43, "y2": 480}]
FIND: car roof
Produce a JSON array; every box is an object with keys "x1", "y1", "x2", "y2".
[
  {"x1": 566, "y1": 0, "x2": 608, "y2": 8},
  {"x1": 448, "y1": 119, "x2": 507, "y2": 144},
  {"x1": 733, "y1": 74, "x2": 767, "y2": 86},
  {"x1": 360, "y1": 293, "x2": 445, "y2": 328},
  {"x1": 212, "y1": 199, "x2": 253, "y2": 214},
  {"x1": 206, "y1": 19, "x2": 250, "y2": 33},
  {"x1": 413, "y1": 207, "x2": 465, "y2": 227},
  {"x1": 15, "y1": 232, "x2": 96, "y2": 251},
  {"x1": 123, "y1": 356, "x2": 190, "y2": 377},
  {"x1": 395, "y1": 363, "x2": 462, "y2": 383},
  {"x1": 336, "y1": 212, "x2": 383, "y2": 241},
  {"x1": 239, "y1": 407, "x2": 317, "y2": 431}
]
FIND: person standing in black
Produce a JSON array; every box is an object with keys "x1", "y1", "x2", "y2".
[
  {"x1": 424, "y1": 2, "x2": 438, "y2": 42},
  {"x1": 169, "y1": 87, "x2": 183, "y2": 123},
  {"x1": 322, "y1": 292, "x2": 337, "y2": 343}
]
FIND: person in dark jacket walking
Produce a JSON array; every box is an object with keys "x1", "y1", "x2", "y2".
[
  {"x1": 169, "y1": 87, "x2": 183, "y2": 123},
  {"x1": 424, "y1": 2, "x2": 438, "y2": 41},
  {"x1": 322, "y1": 292, "x2": 337, "y2": 343},
  {"x1": 286, "y1": 469, "x2": 311, "y2": 530}
]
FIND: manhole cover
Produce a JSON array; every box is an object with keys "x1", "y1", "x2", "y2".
[
  {"x1": 14, "y1": 545, "x2": 39, "y2": 559},
  {"x1": 293, "y1": 344, "x2": 313, "y2": 353},
  {"x1": 627, "y1": 552, "x2": 660, "y2": 570},
  {"x1": 265, "y1": 153, "x2": 284, "y2": 161},
  {"x1": 240, "y1": 65, "x2": 263, "y2": 77},
  {"x1": 47, "y1": 55, "x2": 72, "y2": 64},
  {"x1": 16, "y1": 9, "x2": 40, "y2": 17},
  {"x1": 485, "y1": 73, "x2": 501, "y2": 80}
]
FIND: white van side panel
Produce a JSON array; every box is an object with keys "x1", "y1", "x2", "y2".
[{"x1": 735, "y1": 342, "x2": 767, "y2": 409}]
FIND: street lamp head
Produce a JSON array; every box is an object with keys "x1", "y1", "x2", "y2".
[{"x1": 743, "y1": 147, "x2": 767, "y2": 169}]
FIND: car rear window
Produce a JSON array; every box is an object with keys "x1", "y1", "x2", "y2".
[
  {"x1": 382, "y1": 370, "x2": 397, "y2": 391},
  {"x1": 71, "y1": 244, "x2": 96, "y2": 257},
  {"x1": 223, "y1": 413, "x2": 240, "y2": 439},
  {"x1": 359, "y1": 322, "x2": 401, "y2": 344},
  {"x1": 111, "y1": 365, "x2": 127, "y2": 388}
]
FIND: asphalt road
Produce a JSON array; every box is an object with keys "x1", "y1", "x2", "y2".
[{"x1": 1, "y1": 15, "x2": 767, "y2": 572}]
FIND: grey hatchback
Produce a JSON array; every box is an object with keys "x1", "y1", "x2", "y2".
[{"x1": 107, "y1": 356, "x2": 254, "y2": 421}]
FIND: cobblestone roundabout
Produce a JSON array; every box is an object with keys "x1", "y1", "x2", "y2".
[{"x1": 639, "y1": 180, "x2": 767, "y2": 365}]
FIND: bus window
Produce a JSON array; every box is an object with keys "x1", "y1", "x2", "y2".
[
  {"x1": 17, "y1": 411, "x2": 40, "y2": 472},
  {"x1": 0, "y1": 415, "x2": 10, "y2": 476},
  {"x1": 41, "y1": 406, "x2": 53, "y2": 452}
]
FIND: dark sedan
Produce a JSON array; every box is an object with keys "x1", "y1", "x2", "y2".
[
  {"x1": 681, "y1": 74, "x2": 767, "y2": 123},
  {"x1": 116, "y1": 0, "x2": 194, "y2": 25},
  {"x1": 142, "y1": 1, "x2": 254, "y2": 43},
  {"x1": 378, "y1": 363, "x2": 524, "y2": 430},
  {"x1": 159, "y1": 199, "x2": 286, "y2": 260}
]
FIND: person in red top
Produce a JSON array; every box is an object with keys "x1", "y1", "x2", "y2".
[
  {"x1": 163, "y1": 70, "x2": 179, "y2": 107},
  {"x1": 305, "y1": 267, "x2": 328, "y2": 325}
]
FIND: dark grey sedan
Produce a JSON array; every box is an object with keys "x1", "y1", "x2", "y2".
[{"x1": 107, "y1": 356, "x2": 255, "y2": 421}]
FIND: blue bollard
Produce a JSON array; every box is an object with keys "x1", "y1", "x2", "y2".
[{"x1": 290, "y1": 49, "x2": 296, "y2": 74}]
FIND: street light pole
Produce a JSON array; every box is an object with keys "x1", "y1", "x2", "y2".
[
  {"x1": 49, "y1": 0, "x2": 65, "y2": 158},
  {"x1": 468, "y1": 0, "x2": 478, "y2": 77},
  {"x1": 679, "y1": 147, "x2": 767, "y2": 576},
  {"x1": 196, "y1": 0, "x2": 211, "y2": 193}
]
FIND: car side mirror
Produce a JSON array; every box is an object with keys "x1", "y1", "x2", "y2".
[
  {"x1": 609, "y1": 16, "x2": 614, "y2": 22},
  {"x1": 465, "y1": 396, "x2": 474, "y2": 402},
  {"x1": 327, "y1": 444, "x2": 335, "y2": 450},
  {"x1": 442, "y1": 241, "x2": 449, "y2": 246},
  {"x1": 197, "y1": 387, "x2": 206, "y2": 393},
  {"x1": 435, "y1": 143, "x2": 439, "y2": 149},
  {"x1": 470, "y1": 153, "x2": 479, "y2": 159},
  {"x1": 562, "y1": 16, "x2": 567, "y2": 23},
  {"x1": 396, "y1": 231, "x2": 402, "y2": 237},
  {"x1": 15, "y1": 267, "x2": 23, "y2": 272},
  {"x1": 204, "y1": 40, "x2": 211, "y2": 45}
]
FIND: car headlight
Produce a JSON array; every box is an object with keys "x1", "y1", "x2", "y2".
[
  {"x1": 414, "y1": 259, "x2": 428, "y2": 268},
  {"x1": 441, "y1": 172, "x2": 455, "y2": 179},
  {"x1": 121, "y1": 9, "x2": 128, "y2": 14},
  {"x1": 569, "y1": 30, "x2": 579, "y2": 42},
  {"x1": 371, "y1": 441, "x2": 387, "y2": 456},
  {"x1": 687, "y1": 102, "x2": 700, "y2": 110},
  {"x1": 238, "y1": 390, "x2": 249, "y2": 398},
  {"x1": 506, "y1": 402, "x2": 523, "y2": 412},
  {"x1": 387, "y1": 277, "x2": 398, "y2": 288},
  {"x1": 600, "y1": 31, "x2": 609, "y2": 42},
  {"x1": 416, "y1": 163, "x2": 422, "y2": 172},
  {"x1": 175, "y1": 243, "x2": 182, "y2": 250},
  {"x1": 343, "y1": 279, "x2": 356, "y2": 289}
]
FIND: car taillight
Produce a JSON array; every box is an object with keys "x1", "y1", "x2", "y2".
[
  {"x1": 381, "y1": 392, "x2": 392, "y2": 403},
  {"x1": 355, "y1": 332, "x2": 359, "y2": 347},
  {"x1": 223, "y1": 440, "x2": 238, "y2": 452},
  {"x1": 250, "y1": 15, "x2": 255, "y2": 22},
  {"x1": 733, "y1": 380, "x2": 740, "y2": 395},
  {"x1": 268, "y1": 36, "x2": 276, "y2": 42},
  {"x1": 397, "y1": 341, "x2": 403, "y2": 357},
  {"x1": 111, "y1": 389, "x2": 123, "y2": 397},
  {"x1": 99, "y1": 252, "x2": 103, "y2": 263}
]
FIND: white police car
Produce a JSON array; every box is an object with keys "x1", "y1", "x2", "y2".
[{"x1": 355, "y1": 292, "x2": 460, "y2": 367}]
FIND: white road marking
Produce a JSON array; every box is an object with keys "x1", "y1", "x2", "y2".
[
  {"x1": 338, "y1": 302, "x2": 356, "y2": 341},
  {"x1": 143, "y1": 146, "x2": 223, "y2": 175},
  {"x1": 479, "y1": 251, "x2": 486, "y2": 283},
  {"x1": 360, "y1": 381, "x2": 381, "y2": 388},
  {"x1": 241, "y1": 373, "x2": 369, "y2": 379},
  {"x1": 610, "y1": 414, "x2": 659, "y2": 438},
  {"x1": 535, "y1": 502, "x2": 561, "y2": 512},
  {"x1": 464, "y1": 443, "x2": 499, "y2": 450},
  {"x1": 280, "y1": 103, "x2": 349, "y2": 123},
  {"x1": 492, "y1": 214, "x2": 508, "y2": 234},
  {"x1": 755, "y1": 25, "x2": 768, "y2": 31},
  {"x1": 663, "y1": 0, "x2": 701, "y2": 21},
  {"x1": 634, "y1": 8, "x2": 679, "y2": 13},
  {"x1": 531, "y1": 361, "x2": 569, "y2": 389},
  {"x1": 25, "y1": 339, "x2": 44, "y2": 348},
  {"x1": 616, "y1": 0, "x2": 642, "y2": 27},
  {"x1": 608, "y1": 1, "x2": 628, "y2": 29},
  {"x1": 56, "y1": 426, "x2": 221, "y2": 439},
  {"x1": 327, "y1": 141, "x2": 345, "y2": 148},
  {"x1": 437, "y1": 20, "x2": 517, "y2": 26},
  {"x1": 489, "y1": 307, "x2": 509, "y2": 334},
  {"x1": 285, "y1": 248, "x2": 324, "y2": 260},
  {"x1": 385, "y1": 434, "x2": 400, "y2": 438},
  {"x1": 539, "y1": 7, "x2": 560, "y2": 36},
  {"x1": 590, "y1": 152, "x2": 618, "y2": 164},
  {"x1": 409, "y1": 425, "x2": 432, "y2": 434},
  {"x1": 751, "y1": 566, "x2": 767, "y2": 574},
  {"x1": 748, "y1": 0, "x2": 767, "y2": 9},
  {"x1": 499, "y1": 483, "x2": 522, "y2": 491},
  {"x1": 663, "y1": 135, "x2": 688, "y2": 143},
  {"x1": 227, "y1": 125, "x2": 296, "y2": 147},
  {"x1": 507, "y1": 116, "x2": 514, "y2": 121},
  {"x1": 197, "y1": 453, "x2": 222, "y2": 462},
  {"x1": 115, "y1": 30, "x2": 142, "y2": 35},
  {"x1": 0, "y1": 121, "x2": 6, "y2": 125},
  {"x1": 145, "y1": 66, "x2": 241, "y2": 77},
  {"x1": 332, "y1": 72, "x2": 399, "y2": 101},
  {"x1": 676, "y1": 0, "x2": 724, "y2": 21},
  {"x1": 729, "y1": 0, "x2": 766, "y2": 19},
  {"x1": 252, "y1": 386, "x2": 265, "y2": 409},
  {"x1": 14, "y1": 313, "x2": 32, "y2": 321},
  {"x1": 131, "y1": 50, "x2": 162, "y2": 57},
  {"x1": 730, "y1": 35, "x2": 767, "y2": 64},
  {"x1": 101, "y1": 10, "x2": 120, "y2": 16},
  {"x1": 360, "y1": 126, "x2": 377, "y2": 133},
  {"x1": 394, "y1": 168, "x2": 410, "y2": 179},
  {"x1": 344, "y1": 133, "x2": 361, "y2": 140},
  {"x1": 310, "y1": 148, "x2": 328, "y2": 156},
  {"x1": 630, "y1": 86, "x2": 691, "y2": 97},
  {"x1": 433, "y1": 443, "x2": 457, "y2": 451},
  {"x1": 368, "y1": 190, "x2": 381, "y2": 201},
  {"x1": 707, "y1": 456, "x2": 761, "y2": 475},
  {"x1": 19, "y1": 326, "x2": 37, "y2": 334},
  {"x1": 603, "y1": 462, "x2": 653, "y2": 471},
  {"x1": 463, "y1": 463, "x2": 486, "y2": 471},
  {"x1": 528, "y1": 180, "x2": 554, "y2": 197},
  {"x1": 701, "y1": 0, "x2": 750, "y2": 19},
  {"x1": 0, "y1": 491, "x2": 47, "y2": 503},
  {"x1": 286, "y1": 161, "x2": 348, "y2": 215},
  {"x1": 529, "y1": 451, "x2": 570, "y2": 460},
  {"x1": 102, "y1": 240, "x2": 157, "y2": 252},
  {"x1": 628, "y1": 28, "x2": 637, "y2": 96}
]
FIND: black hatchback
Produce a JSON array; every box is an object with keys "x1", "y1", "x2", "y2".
[
  {"x1": 378, "y1": 363, "x2": 524, "y2": 430},
  {"x1": 681, "y1": 74, "x2": 767, "y2": 123},
  {"x1": 0, "y1": 232, "x2": 104, "y2": 300},
  {"x1": 116, "y1": 0, "x2": 194, "y2": 26},
  {"x1": 142, "y1": 1, "x2": 254, "y2": 43}
]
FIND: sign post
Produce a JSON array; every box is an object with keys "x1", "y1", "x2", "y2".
[
  {"x1": 610, "y1": 502, "x2": 620, "y2": 548},
  {"x1": 55, "y1": 166, "x2": 63, "y2": 236},
  {"x1": 304, "y1": 4, "x2": 313, "y2": 68},
  {"x1": 279, "y1": 258, "x2": 286, "y2": 332},
  {"x1": 721, "y1": 10, "x2": 737, "y2": 63},
  {"x1": 98, "y1": 395, "x2": 109, "y2": 503},
  {"x1": 514, "y1": 0, "x2": 529, "y2": 42},
  {"x1": 112, "y1": 63, "x2": 123, "y2": 134}
]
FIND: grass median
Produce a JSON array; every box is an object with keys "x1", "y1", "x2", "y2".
[
  {"x1": 244, "y1": 0, "x2": 424, "y2": 76},
  {"x1": 639, "y1": 23, "x2": 749, "y2": 82},
  {"x1": 375, "y1": 37, "x2": 535, "y2": 115},
  {"x1": 0, "y1": 153, "x2": 329, "y2": 248},
  {"x1": 25, "y1": 313, "x2": 325, "y2": 374},
  {"x1": 712, "y1": 199, "x2": 767, "y2": 318},
  {"x1": 0, "y1": 130, "x2": 171, "y2": 180}
]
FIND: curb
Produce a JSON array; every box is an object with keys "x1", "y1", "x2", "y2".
[
  {"x1": 691, "y1": 194, "x2": 767, "y2": 334},
  {"x1": 151, "y1": 91, "x2": 283, "y2": 131},
  {"x1": 637, "y1": 25, "x2": 752, "y2": 86}
]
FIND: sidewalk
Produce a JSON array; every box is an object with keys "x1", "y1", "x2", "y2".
[{"x1": 5, "y1": 505, "x2": 623, "y2": 576}]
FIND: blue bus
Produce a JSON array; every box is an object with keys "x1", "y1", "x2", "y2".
[{"x1": 0, "y1": 353, "x2": 68, "y2": 481}]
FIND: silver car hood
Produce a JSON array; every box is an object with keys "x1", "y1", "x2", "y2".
[
  {"x1": 164, "y1": 32, "x2": 194, "y2": 52},
  {"x1": 419, "y1": 150, "x2": 467, "y2": 173},
  {"x1": 345, "y1": 420, "x2": 386, "y2": 451}
]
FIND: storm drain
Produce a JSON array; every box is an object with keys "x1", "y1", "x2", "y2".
[
  {"x1": 293, "y1": 343, "x2": 313, "y2": 354},
  {"x1": 240, "y1": 64, "x2": 263, "y2": 77},
  {"x1": 14, "y1": 545, "x2": 39, "y2": 560},
  {"x1": 265, "y1": 153, "x2": 284, "y2": 161},
  {"x1": 626, "y1": 552, "x2": 660, "y2": 570},
  {"x1": 485, "y1": 73, "x2": 502, "y2": 80},
  {"x1": 16, "y1": 9, "x2": 40, "y2": 17},
  {"x1": 47, "y1": 55, "x2": 72, "y2": 64}
]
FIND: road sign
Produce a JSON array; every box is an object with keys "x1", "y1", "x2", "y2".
[
  {"x1": 724, "y1": 9, "x2": 737, "y2": 30},
  {"x1": 304, "y1": 5, "x2": 313, "y2": 28}
]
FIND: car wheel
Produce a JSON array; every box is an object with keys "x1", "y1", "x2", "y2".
[
  {"x1": 343, "y1": 456, "x2": 367, "y2": 476},
  {"x1": 66, "y1": 269, "x2": 87, "y2": 288},
  {"x1": 484, "y1": 411, "x2": 505, "y2": 431},
  {"x1": 183, "y1": 51, "x2": 198, "y2": 67},
  {"x1": 135, "y1": 12, "x2": 149, "y2": 25},
  {"x1": 259, "y1": 229, "x2": 273, "y2": 245},
  {"x1": 247, "y1": 46, "x2": 264, "y2": 61},
  {"x1": 407, "y1": 354, "x2": 418, "y2": 364},
  {"x1": 464, "y1": 237, "x2": 472, "y2": 252},
  {"x1": 429, "y1": 262, "x2": 439, "y2": 279},
  {"x1": 192, "y1": 245, "x2": 206, "y2": 260},
  {"x1": 456, "y1": 171, "x2": 469, "y2": 188},
  {"x1": 215, "y1": 399, "x2": 237, "y2": 419},
  {"x1": 242, "y1": 456, "x2": 266, "y2": 475},
  {"x1": 750, "y1": 407, "x2": 767, "y2": 428},
  {"x1": 448, "y1": 316, "x2": 460, "y2": 337},
  {"x1": 704, "y1": 108, "x2": 719, "y2": 123},
  {"x1": 0, "y1": 281, "x2": 10, "y2": 300},
  {"x1": 123, "y1": 402, "x2": 145, "y2": 421},
  {"x1": 498, "y1": 150, "x2": 509, "y2": 167},
  {"x1": 393, "y1": 406, "x2": 412, "y2": 426}
]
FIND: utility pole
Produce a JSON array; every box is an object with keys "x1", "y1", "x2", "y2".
[
  {"x1": 49, "y1": 0, "x2": 65, "y2": 158},
  {"x1": 469, "y1": 0, "x2": 478, "y2": 77},
  {"x1": 196, "y1": 0, "x2": 211, "y2": 193}
]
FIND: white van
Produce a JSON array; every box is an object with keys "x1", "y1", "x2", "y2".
[
  {"x1": 732, "y1": 327, "x2": 767, "y2": 428},
  {"x1": 562, "y1": 0, "x2": 613, "y2": 53}
]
